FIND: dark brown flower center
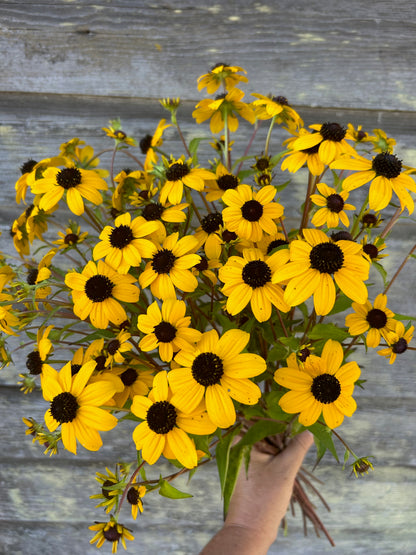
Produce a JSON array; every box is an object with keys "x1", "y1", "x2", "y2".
[
  {"x1": 107, "y1": 339, "x2": 121, "y2": 355},
  {"x1": 127, "y1": 487, "x2": 140, "y2": 506},
  {"x1": 139, "y1": 134, "x2": 152, "y2": 154},
  {"x1": 103, "y1": 526, "x2": 122, "y2": 542},
  {"x1": 56, "y1": 168, "x2": 82, "y2": 189},
  {"x1": 267, "y1": 239, "x2": 289, "y2": 254},
  {"x1": 222, "y1": 230, "x2": 238, "y2": 243},
  {"x1": 27, "y1": 268, "x2": 38, "y2": 285},
  {"x1": 363, "y1": 243, "x2": 379, "y2": 259},
  {"x1": 64, "y1": 233, "x2": 79, "y2": 245},
  {"x1": 71, "y1": 363, "x2": 82, "y2": 376},
  {"x1": 166, "y1": 162, "x2": 190, "y2": 181},
  {"x1": 326, "y1": 194, "x2": 344, "y2": 213},
  {"x1": 94, "y1": 355, "x2": 107, "y2": 372},
  {"x1": 201, "y1": 212, "x2": 223, "y2": 234},
  {"x1": 217, "y1": 174, "x2": 239, "y2": 191},
  {"x1": 298, "y1": 347, "x2": 311, "y2": 362},
  {"x1": 110, "y1": 224, "x2": 134, "y2": 249},
  {"x1": 101, "y1": 479, "x2": 116, "y2": 499},
  {"x1": 192, "y1": 352, "x2": 224, "y2": 386},
  {"x1": 320, "y1": 122, "x2": 346, "y2": 142},
  {"x1": 20, "y1": 159, "x2": 38, "y2": 175},
  {"x1": 311, "y1": 373, "x2": 341, "y2": 403},
  {"x1": 151, "y1": 249, "x2": 176, "y2": 274},
  {"x1": 392, "y1": 338, "x2": 408, "y2": 354},
  {"x1": 85, "y1": 275, "x2": 114, "y2": 302},
  {"x1": 121, "y1": 367, "x2": 138, "y2": 386},
  {"x1": 50, "y1": 392, "x2": 79, "y2": 423},
  {"x1": 154, "y1": 321, "x2": 177, "y2": 343},
  {"x1": 309, "y1": 242, "x2": 344, "y2": 273},
  {"x1": 254, "y1": 157, "x2": 270, "y2": 171},
  {"x1": 147, "y1": 400, "x2": 177, "y2": 434},
  {"x1": 366, "y1": 308, "x2": 387, "y2": 329},
  {"x1": 26, "y1": 350, "x2": 44, "y2": 375},
  {"x1": 362, "y1": 214, "x2": 378, "y2": 227},
  {"x1": 241, "y1": 199, "x2": 263, "y2": 222},
  {"x1": 242, "y1": 260, "x2": 272, "y2": 288},
  {"x1": 272, "y1": 95, "x2": 289, "y2": 105},
  {"x1": 142, "y1": 203, "x2": 164, "y2": 221},
  {"x1": 331, "y1": 231, "x2": 354, "y2": 242},
  {"x1": 372, "y1": 152, "x2": 402, "y2": 179},
  {"x1": 195, "y1": 257, "x2": 209, "y2": 271}
]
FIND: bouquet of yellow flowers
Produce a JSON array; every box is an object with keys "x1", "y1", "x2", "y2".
[{"x1": 1, "y1": 63, "x2": 415, "y2": 552}]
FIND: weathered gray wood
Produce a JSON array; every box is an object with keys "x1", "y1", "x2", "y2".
[{"x1": 1, "y1": 1, "x2": 416, "y2": 111}]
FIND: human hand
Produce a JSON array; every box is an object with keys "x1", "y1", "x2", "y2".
[{"x1": 200, "y1": 431, "x2": 313, "y2": 555}]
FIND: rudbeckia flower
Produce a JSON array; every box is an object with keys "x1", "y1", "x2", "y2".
[
  {"x1": 93, "y1": 213, "x2": 159, "y2": 274},
  {"x1": 193, "y1": 88, "x2": 255, "y2": 134},
  {"x1": 292, "y1": 122, "x2": 356, "y2": 166},
  {"x1": 272, "y1": 229, "x2": 369, "y2": 316},
  {"x1": 126, "y1": 482, "x2": 147, "y2": 519},
  {"x1": 377, "y1": 321, "x2": 414, "y2": 364},
  {"x1": 222, "y1": 184, "x2": 284, "y2": 243},
  {"x1": 281, "y1": 128, "x2": 326, "y2": 176},
  {"x1": 139, "y1": 118, "x2": 171, "y2": 171},
  {"x1": 42, "y1": 360, "x2": 120, "y2": 454},
  {"x1": 131, "y1": 371, "x2": 216, "y2": 468},
  {"x1": 112, "y1": 365, "x2": 153, "y2": 409},
  {"x1": 204, "y1": 162, "x2": 240, "y2": 202},
  {"x1": 105, "y1": 330, "x2": 133, "y2": 366},
  {"x1": 251, "y1": 93, "x2": 303, "y2": 129},
  {"x1": 345, "y1": 294, "x2": 396, "y2": 348},
  {"x1": 53, "y1": 223, "x2": 88, "y2": 251},
  {"x1": 30, "y1": 165, "x2": 108, "y2": 216},
  {"x1": 138, "y1": 299, "x2": 201, "y2": 362},
  {"x1": 160, "y1": 157, "x2": 215, "y2": 205},
  {"x1": 65, "y1": 260, "x2": 140, "y2": 329},
  {"x1": 139, "y1": 231, "x2": 200, "y2": 300},
  {"x1": 169, "y1": 329, "x2": 266, "y2": 428},
  {"x1": 25, "y1": 325, "x2": 54, "y2": 377},
  {"x1": 90, "y1": 517, "x2": 134, "y2": 552},
  {"x1": 331, "y1": 151, "x2": 416, "y2": 213},
  {"x1": 274, "y1": 339, "x2": 360, "y2": 429},
  {"x1": 197, "y1": 63, "x2": 248, "y2": 94},
  {"x1": 194, "y1": 212, "x2": 224, "y2": 259},
  {"x1": 219, "y1": 248, "x2": 290, "y2": 322},
  {"x1": 310, "y1": 182, "x2": 356, "y2": 228}
]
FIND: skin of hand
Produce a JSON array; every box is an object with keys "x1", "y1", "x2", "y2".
[{"x1": 200, "y1": 430, "x2": 314, "y2": 555}]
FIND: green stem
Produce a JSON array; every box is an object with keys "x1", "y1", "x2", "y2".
[
  {"x1": 350, "y1": 193, "x2": 369, "y2": 238},
  {"x1": 264, "y1": 115, "x2": 277, "y2": 157}
]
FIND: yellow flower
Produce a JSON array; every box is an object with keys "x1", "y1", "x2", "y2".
[
  {"x1": 30, "y1": 166, "x2": 108, "y2": 216},
  {"x1": 204, "y1": 162, "x2": 240, "y2": 202},
  {"x1": 25, "y1": 325, "x2": 54, "y2": 377},
  {"x1": 139, "y1": 118, "x2": 171, "y2": 170},
  {"x1": 53, "y1": 223, "x2": 88, "y2": 251},
  {"x1": 42, "y1": 360, "x2": 120, "y2": 454},
  {"x1": 126, "y1": 483, "x2": 147, "y2": 519},
  {"x1": 160, "y1": 157, "x2": 215, "y2": 205},
  {"x1": 170, "y1": 329, "x2": 265, "y2": 428},
  {"x1": 222, "y1": 184, "x2": 284, "y2": 243},
  {"x1": 310, "y1": 182, "x2": 356, "y2": 228},
  {"x1": 139, "y1": 231, "x2": 200, "y2": 300},
  {"x1": 93, "y1": 213, "x2": 159, "y2": 274},
  {"x1": 219, "y1": 248, "x2": 290, "y2": 322},
  {"x1": 102, "y1": 120, "x2": 137, "y2": 146},
  {"x1": 272, "y1": 229, "x2": 369, "y2": 316},
  {"x1": 105, "y1": 330, "x2": 133, "y2": 366},
  {"x1": 65, "y1": 260, "x2": 140, "y2": 329},
  {"x1": 377, "y1": 321, "x2": 414, "y2": 364},
  {"x1": 292, "y1": 122, "x2": 356, "y2": 166},
  {"x1": 331, "y1": 152, "x2": 416, "y2": 213},
  {"x1": 193, "y1": 88, "x2": 255, "y2": 134},
  {"x1": 197, "y1": 63, "x2": 248, "y2": 94},
  {"x1": 90, "y1": 517, "x2": 134, "y2": 552},
  {"x1": 274, "y1": 339, "x2": 360, "y2": 429},
  {"x1": 131, "y1": 371, "x2": 216, "y2": 468},
  {"x1": 194, "y1": 212, "x2": 224, "y2": 259},
  {"x1": 112, "y1": 365, "x2": 153, "y2": 409},
  {"x1": 138, "y1": 299, "x2": 201, "y2": 363},
  {"x1": 345, "y1": 294, "x2": 396, "y2": 348},
  {"x1": 251, "y1": 93, "x2": 303, "y2": 129},
  {"x1": 281, "y1": 128, "x2": 326, "y2": 176}
]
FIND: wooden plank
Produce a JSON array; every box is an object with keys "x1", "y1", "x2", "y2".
[{"x1": 1, "y1": 1, "x2": 416, "y2": 110}]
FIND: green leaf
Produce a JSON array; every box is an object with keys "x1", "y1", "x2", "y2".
[
  {"x1": 309, "y1": 323, "x2": 349, "y2": 342},
  {"x1": 188, "y1": 137, "x2": 204, "y2": 165},
  {"x1": 236, "y1": 419, "x2": 285, "y2": 449},
  {"x1": 308, "y1": 422, "x2": 339, "y2": 464},
  {"x1": 328, "y1": 293, "x2": 353, "y2": 315},
  {"x1": 266, "y1": 343, "x2": 289, "y2": 363},
  {"x1": 158, "y1": 478, "x2": 193, "y2": 499},
  {"x1": 372, "y1": 261, "x2": 388, "y2": 286},
  {"x1": 222, "y1": 444, "x2": 248, "y2": 516},
  {"x1": 216, "y1": 425, "x2": 242, "y2": 497},
  {"x1": 265, "y1": 390, "x2": 290, "y2": 421}
]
